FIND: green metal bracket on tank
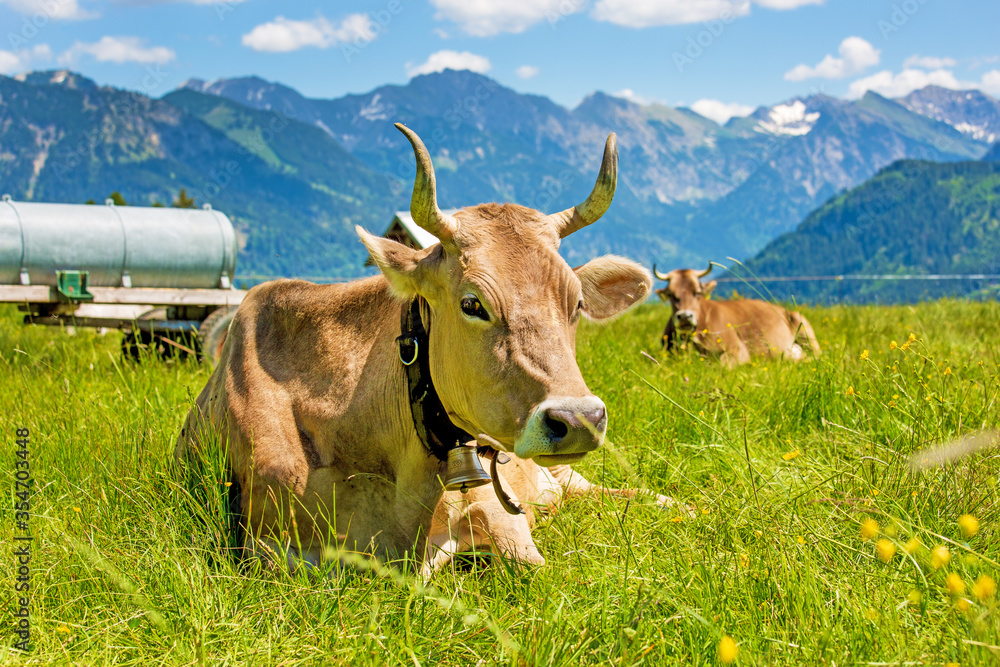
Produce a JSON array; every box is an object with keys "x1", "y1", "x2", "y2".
[{"x1": 55, "y1": 270, "x2": 95, "y2": 302}]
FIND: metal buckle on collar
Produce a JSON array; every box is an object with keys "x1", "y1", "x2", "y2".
[{"x1": 398, "y1": 337, "x2": 419, "y2": 366}]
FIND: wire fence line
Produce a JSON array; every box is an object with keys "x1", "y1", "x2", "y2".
[
  {"x1": 714, "y1": 273, "x2": 1000, "y2": 283},
  {"x1": 237, "y1": 273, "x2": 1000, "y2": 285}
]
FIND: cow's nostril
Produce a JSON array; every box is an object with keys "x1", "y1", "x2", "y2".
[
  {"x1": 544, "y1": 413, "x2": 569, "y2": 441},
  {"x1": 582, "y1": 407, "x2": 607, "y2": 432}
]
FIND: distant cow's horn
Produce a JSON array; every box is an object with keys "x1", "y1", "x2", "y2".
[
  {"x1": 652, "y1": 264, "x2": 671, "y2": 282},
  {"x1": 548, "y1": 133, "x2": 617, "y2": 238},
  {"x1": 395, "y1": 123, "x2": 459, "y2": 246},
  {"x1": 698, "y1": 262, "x2": 713, "y2": 278}
]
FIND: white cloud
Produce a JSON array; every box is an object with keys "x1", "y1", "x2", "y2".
[
  {"x1": 0, "y1": 44, "x2": 51, "y2": 74},
  {"x1": 428, "y1": 0, "x2": 821, "y2": 33},
  {"x1": 847, "y1": 67, "x2": 1000, "y2": 99},
  {"x1": 61, "y1": 36, "x2": 174, "y2": 65},
  {"x1": 405, "y1": 50, "x2": 491, "y2": 78},
  {"x1": 983, "y1": 71, "x2": 1000, "y2": 96},
  {"x1": 593, "y1": 0, "x2": 750, "y2": 28},
  {"x1": 691, "y1": 99, "x2": 755, "y2": 124},
  {"x1": 590, "y1": 0, "x2": 820, "y2": 28},
  {"x1": 0, "y1": 0, "x2": 96, "y2": 20},
  {"x1": 242, "y1": 14, "x2": 375, "y2": 53},
  {"x1": 515, "y1": 65, "x2": 539, "y2": 79},
  {"x1": 902, "y1": 55, "x2": 957, "y2": 70},
  {"x1": 428, "y1": 0, "x2": 582, "y2": 36},
  {"x1": 785, "y1": 36, "x2": 879, "y2": 81},
  {"x1": 612, "y1": 88, "x2": 655, "y2": 105}
]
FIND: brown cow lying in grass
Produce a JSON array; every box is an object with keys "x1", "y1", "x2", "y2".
[
  {"x1": 654, "y1": 263, "x2": 820, "y2": 367},
  {"x1": 424, "y1": 451, "x2": 678, "y2": 574},
  {"x1": 176, "y1": 122, "x2": 657, "y2": 573}
]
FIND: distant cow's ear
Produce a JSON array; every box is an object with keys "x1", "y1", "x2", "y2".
[
  {"x1": 357, "y1": 226, "x2": 435, "y2": 297},
  {"x1": 703, "y1": 280, "x2": 717, "y2": 299},
  {"x1": 575, "y1": 255, "x2": 652, "y2": 320}
]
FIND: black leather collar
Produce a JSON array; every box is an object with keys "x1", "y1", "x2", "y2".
[{"x1": 397, "y1": 297, "x2": 474, "y2": 462}]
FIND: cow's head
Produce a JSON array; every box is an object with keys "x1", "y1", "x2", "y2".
[
  {"x1": 358, "y1": 123, "x2": 650, "y2": 466},
  {"x1": 653, "y1": 264, "x2": 716, "y2": 333}
]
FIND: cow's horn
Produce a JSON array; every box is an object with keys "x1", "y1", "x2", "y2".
[
  {"x1": 652, "y1": 264, "x2": 671, "y2": 281},
  {"x1": 699, "y1": 262, "x2": 713, "y2": 278},
  {"x1": 395, "y1": 122, "x2": 459, "y2": 246},
  {"x1": 548, "y1": 133, "x2": 617, "y2": 238}
]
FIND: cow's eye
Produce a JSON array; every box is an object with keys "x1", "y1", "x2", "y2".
[{"x1": 460, "y1": 296, "x2": 489, "y2": 321}]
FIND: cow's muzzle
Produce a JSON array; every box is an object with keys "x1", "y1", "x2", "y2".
[
  {"x1": 514, "y1": 396, "x2": 607, "y2": 465},
  {"x1": 675, "y1": 310, "x2": 697, "y2": 332}
]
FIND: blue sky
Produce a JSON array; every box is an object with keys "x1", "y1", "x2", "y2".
[{"x1": 2, "y1": 0, "x2": 998, "y2": 122}]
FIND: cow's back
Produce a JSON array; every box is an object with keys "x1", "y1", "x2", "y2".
[
  {"x1": 176, "y1": 277, "x2": 445, "y2": 562},
  {"x1": 706, "y1": 298, "x2": 798, "y2": 358}
]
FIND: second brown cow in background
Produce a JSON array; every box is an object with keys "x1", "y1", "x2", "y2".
[{"x1": 654, "y1": 263, "x2": 820, "y2": 367}]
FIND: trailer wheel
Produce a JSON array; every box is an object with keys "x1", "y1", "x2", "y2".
[{"x1": 199, "y1": 306, "x2": 239, "y2": 364}]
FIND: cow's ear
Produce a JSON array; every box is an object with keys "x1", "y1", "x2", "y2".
[
  {"x1": 357, "y1": 227, "x2": 435, "y2": 297},
  {"x1": 703, "y1": 280, "x2": 717, "y2": 299},
  {"x1": 575, "y1": 256, "x2": 652, "y2": 320}
]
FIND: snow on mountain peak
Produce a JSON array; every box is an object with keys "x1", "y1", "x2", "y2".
[{"x1": 756, "y1": 101, "x2": 821, "y2": 136}]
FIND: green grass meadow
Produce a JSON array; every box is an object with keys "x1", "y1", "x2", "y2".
[{"x1": 2, "y1": 299, "x2": 998, "y2": 665}]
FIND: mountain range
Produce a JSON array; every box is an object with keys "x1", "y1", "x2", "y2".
[{"x1": 1, "y1": 69, "x2": 997, "y2": 279}]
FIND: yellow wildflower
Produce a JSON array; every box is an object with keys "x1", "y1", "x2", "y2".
[
  {"x1": 971, "y1": 575, "x2": 996, "y2": 601},
  {"x1": 57, "y1": 625, "x2": 70, "y2": 634},
  {"x1": 945, "y1": 572, "x2": 966, "y2": 596},
  {"x1": 796, "y1": 535, "x2": 806, "y2": 545},
  {"x1": 845, "y1": 386, "x2": 855, "y2": 396},
  {"x1": 718, "y1": 636, "x2": 738, "y2": 664},
  {"x1": 957, "y1": 514, "x2": 979, "y2": 537},
  {"x1": 900, "y1": 341, "x2": 910, "y2": 350},
  {"x1": 889, "y1": 340, "x2": 898, "y2": 350},
  {"x1": 860, "y1": 349, "x2": 869, "y2": 360},
  {"x1": 670, "y1": 516, "x2": 683, "y2": 523},
  {"x1": 782, "y1": 449, "x2": 801, "y2": 461},
  {"x1": 931, "y1": 545, "x2": 951, "y2": 569},
  {"x1": 860, "y1": 518, "x2": 879, "y2": 541},
  {"x1": 943, "y1": 366, "x2": 952, "y2": 375},
  {"x1": 739, "y1": 553, "x2": 749, "y2": 568},
  {"x1": 888, "y1": 400, "x2": 896, "y2": 407},
  {"x1": 908, "y1": 333, "x2": 916, "y2": 343},
  {"x1": 72, "y1": 507, "x2": 81, "y2": 513},
  {"x1": 955, "y1": 597, "x2": 972, "y2": 612},
  {"x1": 875, "y1": 538, "x2": 896, "y2": 562}
]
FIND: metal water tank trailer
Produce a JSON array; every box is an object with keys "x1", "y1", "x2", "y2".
[{"x1": 0, "y1": 198, "x2": 237, "y2": 289}]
